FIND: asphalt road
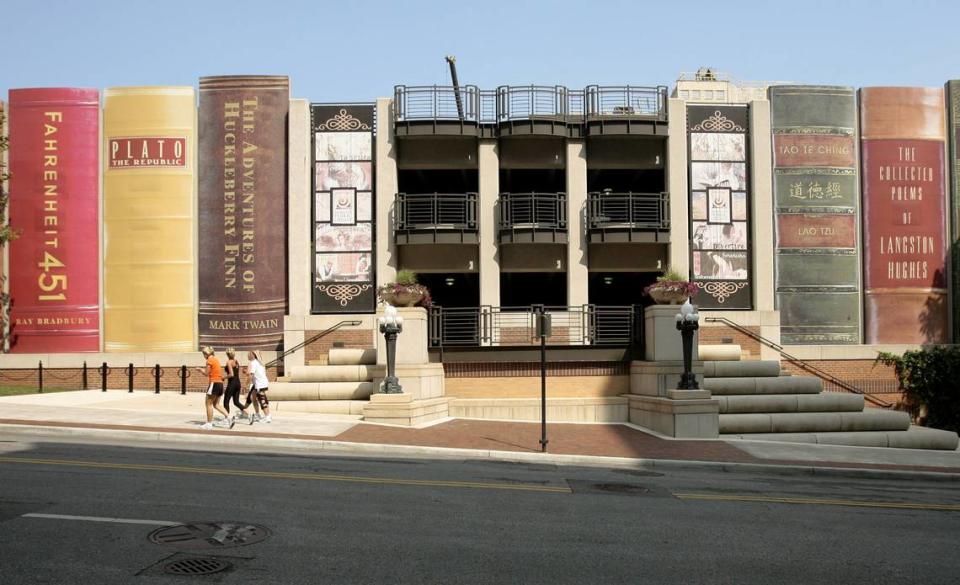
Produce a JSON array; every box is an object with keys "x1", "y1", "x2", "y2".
[{"x1": 1, "y1": 432, "x2": 958, "y2": 584}]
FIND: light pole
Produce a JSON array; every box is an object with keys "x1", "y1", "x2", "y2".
[
  {"x1": 378, "y1": 304, "x2": 404, "y2": 394},
  {"x1": 675, "y1": 298, "x2": 700, "y2": 390}
]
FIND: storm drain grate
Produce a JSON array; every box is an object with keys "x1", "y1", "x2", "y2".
[
  {"x1": 163, "y1": 557, "x2": 231, "y2": 576},
  {"x1": 149, "y1": 522, "x2": 270, "y2": 550}
]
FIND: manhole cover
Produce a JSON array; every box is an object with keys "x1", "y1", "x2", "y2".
[
  {"x1": 163, "y1": 557, "x2": 232, "y2": 576},
  {"x1": 149, "y1": 522, "x2": 270, "y2": 549}
]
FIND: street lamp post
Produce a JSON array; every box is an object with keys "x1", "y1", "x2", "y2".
[
  {"x1": 378, "y1": 304, "x2": 404, "y2": 394},
  {"x1": 675, "y1": 298, "x2": 700, "y2": 390}
]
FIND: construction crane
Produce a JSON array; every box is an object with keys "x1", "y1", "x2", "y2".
[{"x1": 445, "y1": 55, "x2": 464, "y2": 120}]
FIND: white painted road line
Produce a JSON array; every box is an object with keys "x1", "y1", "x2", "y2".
[{"x1": 22, "y1": 513, "x2": 179, "y2": 526}]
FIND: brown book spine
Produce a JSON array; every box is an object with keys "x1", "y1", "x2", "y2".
[
  {"x1": 860, "y1": 87, "x2": 948, "y2": 344},
  {"x1": 198, "y1": 76, "x2": 289, "y2": 350}
]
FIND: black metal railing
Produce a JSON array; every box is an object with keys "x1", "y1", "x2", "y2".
[
  {"x1": 587, "y1": 191, "x2": 670, "y2": 231},
  {"x1": 395, "y1": 192, "x2": 478, "y2": 233},
  {"x1": 264, "y1": 320, "x2": 362, "y2": 370},
  {"x1": 393, "y1": 85, "x2": 480, "y2": 122},
  {"x1": 394, "y1": 85, "x2": 668, "y2": 127},
  {"x1": 497, "y1": 85, "x2": 571, "y2": 121},
  {"x1": 498, "y1": 192, "x2": 567, "y2": 232},
  {"x1": 585, "y1": 85, "x2": 668, "y2": 120},
  {"x1": 428, "y1": 305, "x2": 644, "y2": 349},
  {"x1": 703, "y1": 317, "x2": 893, "y2": 408}
]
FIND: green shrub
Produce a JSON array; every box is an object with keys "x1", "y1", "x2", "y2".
[
  {"x1": 394, "y1": 270, "x2": 418, "y2": 286},
  {"x1": 657, "y1": 268, "x2": 688, "y2": 283},
  {"x1": 877, "y1": 346, "x2": 960, "y2": 432}
]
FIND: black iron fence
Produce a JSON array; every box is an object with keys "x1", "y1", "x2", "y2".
[
  {"x1": 394, "y1": 85, "x2": 668, "y2": 124},
  {"x1": 395, "y1": 192, "x2": 478, "y2": 232},
  {"x1": 585, "y1": 85, "x2": 668, "y2": 119},
  {"x1": 498, "y1": 192, "x2": 567, "y2": 231},
  {"x1": 587, "y1": 191, "x2": 670, "y2": 231},
  {"x1": 428, "y1": 305, "x2": 644, "y2": 349}
]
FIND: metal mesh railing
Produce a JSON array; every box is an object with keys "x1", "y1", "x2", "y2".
[
  {"x1": 429, "y1": 305, "x2": 643, "y2": 348},
  {"x1": 498, "y1": 192, "x2": 567, "y2": 231},
  {"x1": 393, "y1": 85, "x2": 480, "y2": 122},
  {"x1": 497, "y1": 85, "x2": 570, "y2": 121},
  {"x1": 587, "y1": 192, "x2": 670, "y2": 230},
  {"x1": 585, "y1": 85, "x2": 668, "y2": 119},
  {"x1": 396, "y1": 193, "x2": 478, "y2": 231}
]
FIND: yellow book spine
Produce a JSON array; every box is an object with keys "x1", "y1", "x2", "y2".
[{"x1": 103, "y1": 86, "x2": 197, "y2": 352}]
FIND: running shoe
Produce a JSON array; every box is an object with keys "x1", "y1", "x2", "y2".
[
  {"x1": 201, "y1": 422, "x2": 213, "y2": 430},
  {"x1": 249, "y1": 413, "x2": 259, "y2": 425},
  {"x1": 263, "y1": 415, "x2": 272, "y2": 424}
]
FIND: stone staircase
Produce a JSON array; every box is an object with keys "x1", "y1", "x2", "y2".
[
  {"x1": 269, "y1": 348, "x2": 377, "y2": 418},
  {"x1": 705, "y1": 360, "x2": 959, "y2": 450}
]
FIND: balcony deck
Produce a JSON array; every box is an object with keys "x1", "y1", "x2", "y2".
[{"x1": 394, "y1": 192, "x2": 479, "y2": 244}]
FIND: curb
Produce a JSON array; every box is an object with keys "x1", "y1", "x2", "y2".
[{"x1": 1, "y1": 422, "x2": 958, "y2": 483}]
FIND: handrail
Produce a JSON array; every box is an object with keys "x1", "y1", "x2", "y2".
[
  {"x1": 498, "y1": 192, "x2": 567, "y2": 231},
  {"x1": 264, "y1": 320, "x2": 362, "y2": 370},
  {"x1": 703, "y1": 317, "x2": 892, "y2": 408}
]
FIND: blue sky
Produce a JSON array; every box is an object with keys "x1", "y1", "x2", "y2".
[{"x1": 3, "y1": 0, "x2": 958, "y2": 101}]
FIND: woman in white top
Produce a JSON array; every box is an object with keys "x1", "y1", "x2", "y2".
[{"x1": 245, "y1": 351, "x2": 272, "y2": 424}]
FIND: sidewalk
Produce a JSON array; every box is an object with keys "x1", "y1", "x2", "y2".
[{"x1": 1, "y1": 390, "x2": 959, "y2": 479}]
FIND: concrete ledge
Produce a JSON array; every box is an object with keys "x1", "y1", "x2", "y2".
[
  {"x1": 328, "y1": 348, "x2": 377, "y2": 366},
  {"x1": 720, "y1": 410, "x2": 911, "y2": 434},
  {"x1": 705, "y1": 376, "x2": 822, "y2": 395},
  {"x1": 725, "y1": 426, "x2": 959, "y2": 451},
  {"x1": 703, "y1": 360, "x2": 780, "y2": 378},
  {"x1": 717, "y1": 393, "x2": 865, "y2": 414},
  {"x1": 628, "y1": 394, "x2": 719, "y2": 439},
  {"x1": 449, "y1": 397, "x2": 628, "y2": 423},
  {"x1": 285, "y1": 365, "x2": 375, "y2": 383},
  {"x1": 270, "y1": 400, "x2": 367, "y2": 415},
  {"x1": 698, "y1": 345, "x2": 742, "y2": 361},
  {"x1": 363, "y1": 396, "x2": 450, "y2": 426},
  {"x1": 270, "y1": 382, "x2": 374, "y2": 401}
]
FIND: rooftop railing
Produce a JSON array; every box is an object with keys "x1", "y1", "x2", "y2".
[
  {"x1": 585, "y1": 85, "x2": 668, "y2": 120},
  {"x1": 393, "y1": 85, "x2": 480, "y2": 122}
]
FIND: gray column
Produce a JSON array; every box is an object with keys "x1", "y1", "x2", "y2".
[
  {"x1": 667, "y1": 98, "x2": 689, "y2": 277},
  {"x1": 478, "y1": 139, "x2": 500, "y2": 307},
  {"x1": 566, "y1": 139, "x2": 588, "y2": 307},
  {"x1": 375, "y1": 97, "x2": 398, "y2": 285}
]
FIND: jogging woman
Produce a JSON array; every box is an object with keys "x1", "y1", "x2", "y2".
[
  {"x1": 222, "y1": 349, "x2": 249, "y2": 420},
  {"x1": 245, "y1": 351, "x2": 272, "y2": 424},
  {"x1": 198, "y1": 347, "x2": 233, "y2": 429}
]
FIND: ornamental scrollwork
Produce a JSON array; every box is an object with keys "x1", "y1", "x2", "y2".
[
  {"x1": 691, "y1": 111, "x2": 745, "y2": 133},
  {"x1": 317, "y1": 283, "x2": 372, "y2": 306},
  {"x1": 700, "y1": 281, "x2": 748, "y2": 304},
  {"x1": 317, "y1": 109, "x2": 371, "y2": 131}
]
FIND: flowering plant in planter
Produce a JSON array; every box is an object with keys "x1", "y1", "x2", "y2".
[
  {"x1": 644, "y1": 269, "x2": 699, "y2": 305},
  {"x1": 377, "y1": 270, "x2": 433, "y2": 308}
]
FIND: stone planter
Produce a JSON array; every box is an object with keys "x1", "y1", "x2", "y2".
[
  {"x1": 648, "y1": 287, "x2": 690, "y2": 305},
  {"x1": 380, "y1": 288, "x2": 425, "y2": 307}
]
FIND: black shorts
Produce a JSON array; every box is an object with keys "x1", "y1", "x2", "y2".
[{"x1": 207, "y1": 382, "x2": 224, "y2": 397}]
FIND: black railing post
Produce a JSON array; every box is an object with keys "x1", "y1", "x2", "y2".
[
  {"x1": 180, "y1": 365, "x2": 187, "y2": 395},
  {"x1": 154, "y1": 364, "x2": 161, "y2": 394},
  {"x1": 38, "y1": 361, "x2": 43, "y2": 394},
  {"x1": 82, "y1": 361, "x2": 88, "y2": 390},
  {"x1": 101, "y1": 363, "x2": 108, "y2": 392},
  {"x1": 128, "y1": 363, "x2": 134, "y2": 393}
]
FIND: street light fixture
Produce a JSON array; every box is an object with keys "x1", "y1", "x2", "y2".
[
  {"x1": 378, "y1": 304, "x2": 404, "y2": 394},
  {"x1": 675, "y1": 298, "x2": 700, "y2": 390}
]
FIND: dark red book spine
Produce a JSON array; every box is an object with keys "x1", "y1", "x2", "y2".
[
  {"x1": 860, "y1": 87, "x2": 948, "y2": 344},
  {"x1": 7, "y1": 88, "x2": 100, "y2": 352},
  {"x1": 198, "y1": 76, "x2": 289, "y2": 350}
]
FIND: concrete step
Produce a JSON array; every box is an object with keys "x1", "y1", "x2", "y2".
[
  {"x1": 723, "y1": 426, "x2": 959, "y2": 451},
  {"x1": 269, "y1": 400, "x2": 367, "y2": 416},
  {"x1": 269, "y1": 381, "x2": 374, "y2": 401},
  {"x1": 698, "y1": 345, "x2": 741, "y2": 361},
  {"x1": 703, "y1": 360, "x2": 781, "y2": 378},
  {"x1": 283, "y1": 365, "x2": 375, "y2": 383},
  {"x1": 328, "y1": 348, "x2": 376, "y2": 366},
  {"x1": 705, "y1": 375, "x2": 821, "y2": 395},
  {"x1": 719, "y1": 409, "x2": 910, "y2": 434},
  {"x1": 717, "y1": 393, "x2": 864, "y2": 414}
]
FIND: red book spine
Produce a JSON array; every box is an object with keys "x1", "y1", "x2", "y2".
[
  {"x1": 7, "y1": 88, "x2": 100, "y2": 352},
  {"x1": 860, "y1": 87, "x2": 948, "y2": 344}
]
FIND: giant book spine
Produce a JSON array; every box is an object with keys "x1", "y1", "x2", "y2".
[
  {"x1": 198, "y1": 76, "x2": 288, "y2": 350},
  {"x1": 769, "y1": 85, "x2": 861, "y2": 344},
  {"x1": 103, "y1": 87, "x2": 196, "y2": 352},
  {"x1": 7, "y1": 88, "x2": 100, "y2": 352},
  {"x1": 947, "y1": 80, "x2": 960, "y2": 343},
  {"x1": 860, "y1": 87, "x2": 948, "y2": 344}
]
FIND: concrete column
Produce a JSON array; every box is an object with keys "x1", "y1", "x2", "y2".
[
  {"x1": 287, "y1": 99, "x2": 312, "y2": 317},
  {"x1": 667, "y1": 98, "x2": 690, "y2": 277},
  {"x1": 749, "y1": 100, "x2": 775, "y2": 312},
  {"x1": 478, "y1": 139, "x2": 500, "y2": 307},
  {"x1": 375, "y1": 97, "x2": 398, "y2": 285},
  {"x1": 566, "y1": 139, "x2": 589, "y2": 307}
]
